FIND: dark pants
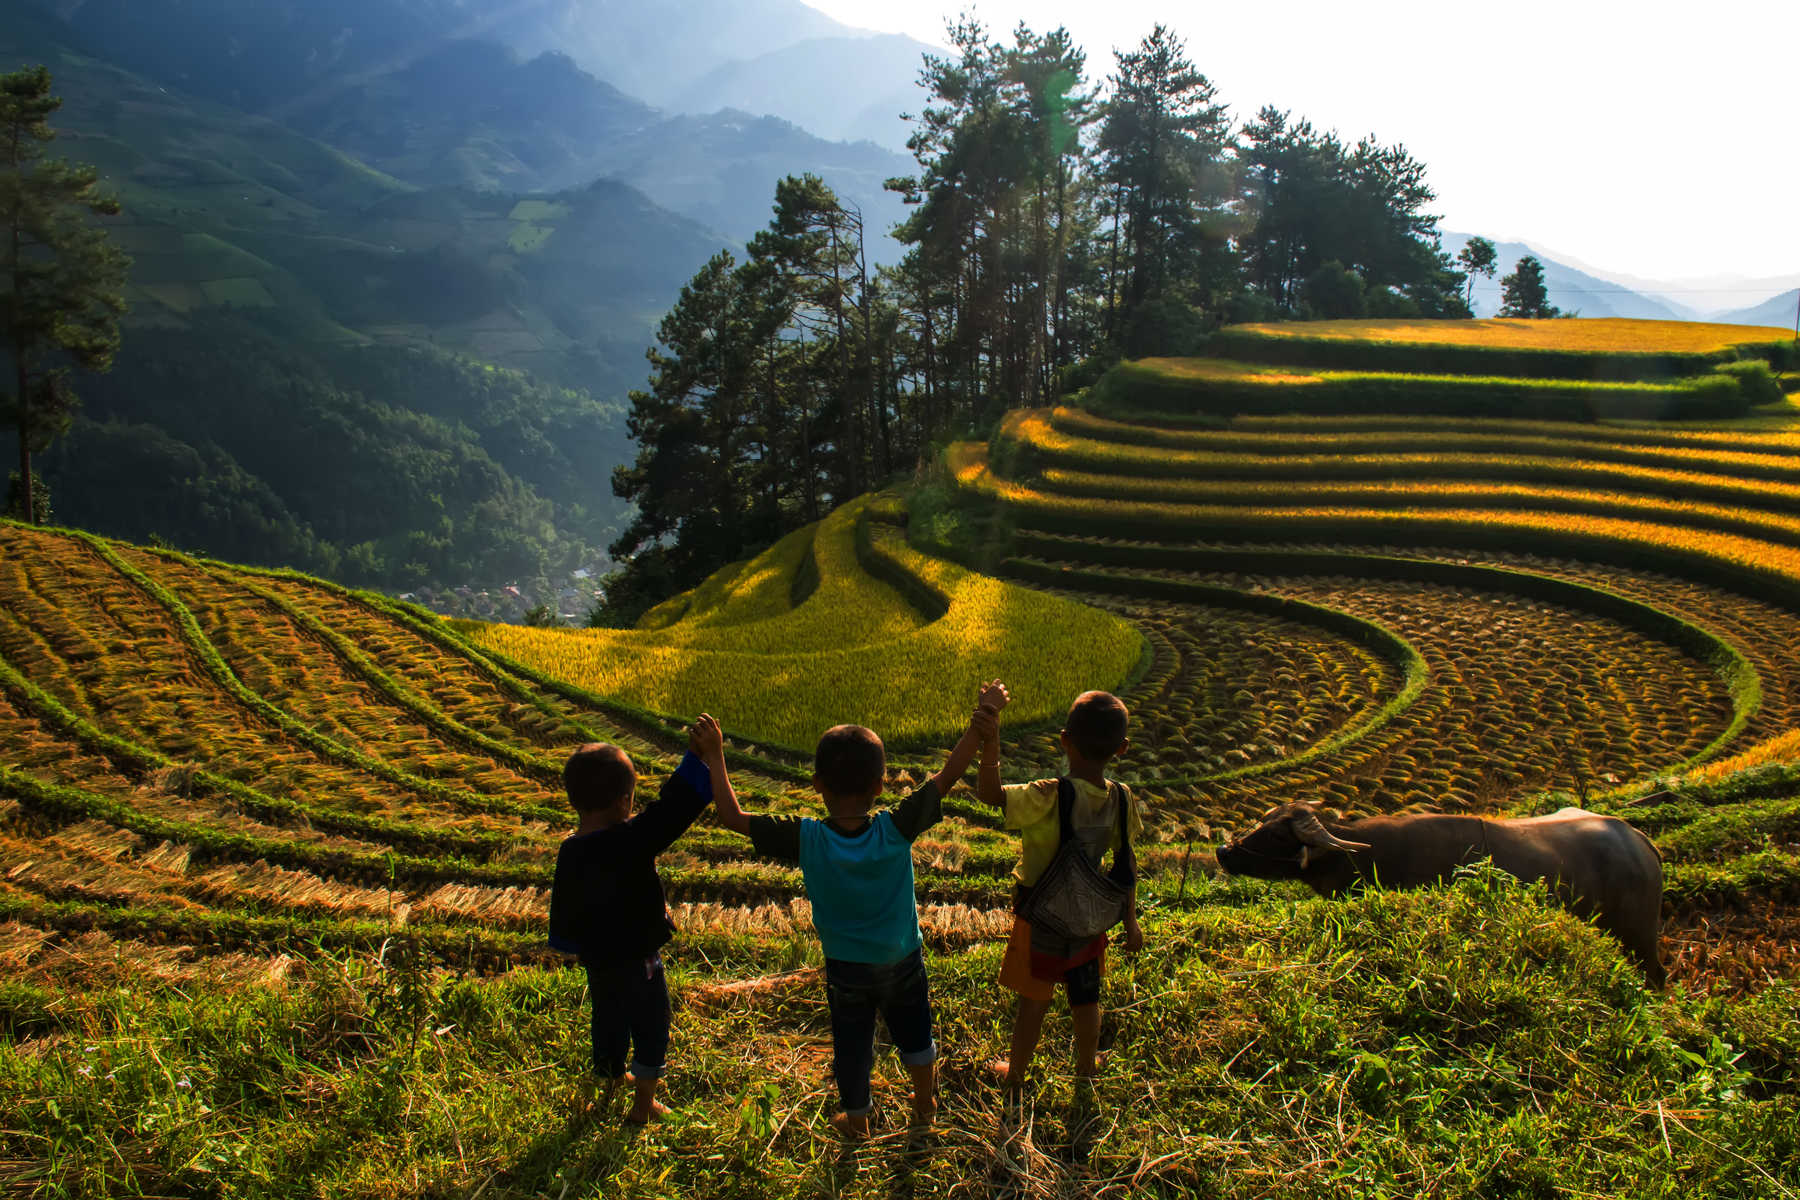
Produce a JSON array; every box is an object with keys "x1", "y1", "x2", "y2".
[
  {"x1": 1062, "y1": 956, "x2": 1103, "y2": 1007},
  {"x1": 587, "y1": 954, "x2": 670, "y2": 1081},
  {"x1": 824, "y1": 947, "x2": 936, "y2": 1116}
]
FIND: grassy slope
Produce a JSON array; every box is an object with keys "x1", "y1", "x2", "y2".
[
  {"x1": 470, "y1": 498, "x2": 1147, "y2": 749},
  {"x1": 5, "y1": 875, "x2": 1796, "y2": 1199}
]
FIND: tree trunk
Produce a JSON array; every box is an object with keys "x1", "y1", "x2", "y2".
[
  {"x1": 15, "y1": 357, "x2": 30, "y2": 525},
  {"x1": 853, "y1": 216, "x2": 887, "y2": 477},
  {"x1": 1104, "y1": 180, "x2": 1123, "y2": 341},
  {"x1": 828, "y1": 217, "x2": 857, "y2": 497},
  {"x1": 1050, "y1": 160, "x2": 1069, "y2": 395}
]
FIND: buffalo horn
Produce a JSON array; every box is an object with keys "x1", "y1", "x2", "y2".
[{"x1": 1291, "y1": 808, "x2": 1372, "y2": 853}]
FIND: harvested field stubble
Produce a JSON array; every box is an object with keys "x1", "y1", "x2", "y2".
[{"x1": 7, "y1": 878, "x2": 1798, "y2": 1199}]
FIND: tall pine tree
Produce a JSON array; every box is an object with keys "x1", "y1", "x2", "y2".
[
  {"x1": 1096, "y1": 26, "x2": 1235, "y2": 337},
  {"x1": 1, "y1": 66, "x2": 130, "y2": 524}
]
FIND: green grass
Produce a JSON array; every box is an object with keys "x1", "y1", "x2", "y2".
[
  {"x1": 471, "y1": 499, "x2": 1146, "y2": 750},
  {"x1": 196, "y1": 276, "x2": 278, "y2": 308},
  {"x1": 508, "y1": 201, "x2": 571, "y2": 223},
  {"x1": 1090, "y1": 356, "x2": 1754, "y2": 420},
  {"x1": 5, "y1": 871, "x2": 1796, "y2": 1199}
]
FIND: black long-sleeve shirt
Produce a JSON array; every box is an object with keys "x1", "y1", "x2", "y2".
[{"x1": 547, "y1": 752, "x2": 711, "y2": 967}]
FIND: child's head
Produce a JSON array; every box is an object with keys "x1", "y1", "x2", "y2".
[
  {"x1": 813, "y1": 724, "x2": 886, "y2": 816},
  {"x1": 564, "y1": 742, "x2": 637, "y2": 820},
  {"x1": 1060, "y1": 691, "x2": 1130, "y2": 767}
]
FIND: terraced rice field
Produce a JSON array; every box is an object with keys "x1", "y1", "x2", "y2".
[
  {"x1": 958, "y1": 403, "x2": 1800, "y2": 813},
  {"x1": 925, "y1": 319, "x2": 1800, "y2": 984},
  {"x1": 472, "y1": 497, "x2": 1146, "y2": 749},
  {"x1": 0, "y1": 517, "x2": 1121, "y2": 986},
  {"x1": 3, "y1": 319, "x2": 1798, "y2": 1001},
  {"x1": 1224, "y1": 317, "x2": 1795, "y2": 354}
]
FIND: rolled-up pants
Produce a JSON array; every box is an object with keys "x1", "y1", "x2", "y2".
[
  {"x1": 824, "y1": 946, "x2": 937, "y2": 1116},
  {"x1": 587, "y1": 953, "x2": 669, "y2": 1081}
]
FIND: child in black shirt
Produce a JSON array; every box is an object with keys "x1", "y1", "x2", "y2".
[{"x1": 547, "y1": 718, "x2": 719, "y2": 1124}]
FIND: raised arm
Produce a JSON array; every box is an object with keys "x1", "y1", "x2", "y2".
[
  {"x1": 929, "y1": 680, "x2": 1009, "y2": 796},
  {"x1": 694, "y1": 714, "x2": 748, "y2": 835},
  {"x1": 974, "y1": 680, "x2": 1008, "y2": 809},
  {"x1": 626, "y1": 752, "x2": 713, "y2": 857}
]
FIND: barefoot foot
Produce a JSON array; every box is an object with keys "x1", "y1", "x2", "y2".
[
  {"x1": 830, "y1": 1110, "x2": 871, "y2": 1141},
  {"x1": 987, "y1": 1057, "x2": 1026, "y2": 1097},
  {"x1": 624, "y1": 1098, "x2": 669, "y2": 1126}
]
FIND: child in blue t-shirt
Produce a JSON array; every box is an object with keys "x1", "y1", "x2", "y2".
[{"x1": 710, "y1": 681, "x2": 1009, "y2": 1139}]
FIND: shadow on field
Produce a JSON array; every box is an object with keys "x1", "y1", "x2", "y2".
[{"x1": 482, "y1": 1104, "x2": 632, "y2": 1198}]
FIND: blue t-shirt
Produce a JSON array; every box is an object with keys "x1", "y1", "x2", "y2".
[
  {"x1": 747, "y1": 781, "x2": 943, "y2": 965},
  {"x1": 798, "y1": 811, "x2": 921, "y2": 964}
]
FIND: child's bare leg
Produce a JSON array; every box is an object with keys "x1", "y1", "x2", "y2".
[
  {"x1": 998, "y1": 995, "x2": 1052, "y2": 1093},
  {"x1": 907, "y1": 1061, "x2": 938, "y2": 1126},
  {"x1": 625, "y1": 1075, "x2": 667, "y2": 1124},
  {"x1": 1072, "y1": 1003, "x2": 1102, "y2": 1077}
]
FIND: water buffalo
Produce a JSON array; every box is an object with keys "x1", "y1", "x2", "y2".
[{"x1": 1216, "y1": 803, "x2": 1665, "y2": 986}]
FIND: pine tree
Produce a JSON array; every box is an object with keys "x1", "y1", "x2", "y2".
[
  {"x1": 1, "y1": 66, "x2": 130, "y2": 524},
  {"x1": 1455, "y1": 236, "x2": 1498, "y2": 311},
  {"x1": 1096, "y1": 25, "x2": 1233, "y2": 331},
  {"x1": 1498, "y1": 255, "x2": 1560, "y2": 318}
]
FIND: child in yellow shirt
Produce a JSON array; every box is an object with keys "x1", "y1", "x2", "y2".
[{"x1": 977, "y1": 691, "x2": 1143, "y2": 1096}]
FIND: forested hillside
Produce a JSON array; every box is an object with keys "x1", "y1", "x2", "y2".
[
  {"x1": 1, "y1": 1, "x2": 934, "y2": 592},
  {"x1": 0, "y1": 9, "x2": 729, "y2": 589}
]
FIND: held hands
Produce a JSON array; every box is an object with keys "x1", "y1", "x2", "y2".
[
  {"x1": 977, "y1": 679, "x2": 1011, "y2": 716},
  {"x1": 974, "y1": 679, "x2": 1009, "y2": 753},
  {"x1": 690, "y1": 713, "x2": 726, "y2": 763}
]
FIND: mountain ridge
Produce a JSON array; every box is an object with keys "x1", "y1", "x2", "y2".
[{"x1": 672, "y1": 31, "x2": 941, "y2": 152}]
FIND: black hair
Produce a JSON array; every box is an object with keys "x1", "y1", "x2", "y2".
[
  {"x1": 1064, "y1": 691, "x2": 1129, "y2": 762},
  {"x1": 564, "y1": 742, "x2": 636, "y2": 813},
  {"x1": 814, "y1": 724, "x2": 886, "y2": 798}
]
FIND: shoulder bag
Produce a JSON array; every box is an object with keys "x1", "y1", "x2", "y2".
[{"x1": 1016, "y1": 777, "x2": 1136, "y2": 943}]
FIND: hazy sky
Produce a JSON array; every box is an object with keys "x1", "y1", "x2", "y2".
[{"x1": 804, "y1": 0, "x2": 1798, "y2": 289}]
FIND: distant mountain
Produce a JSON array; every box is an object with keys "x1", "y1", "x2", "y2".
[
  {"x1": 590, "y1": 109, "x2": 912, "y2": 252},
  {"x1": 292, "y1": 42, "x2": 660, "y2": 194},
  {"x1": 1508, "y1": 253, "x2": 1800, "y2": 319},
  {"x1": 1716, "y1": 289, "x2": 1799, "y2": 330},
  {"x1": 288, "y1": 43, "x2": 914, "y2": 253},
  {"x1": 1441, "y1": 233, "x2": 1686, "y2": 321},
  {"x1": 34, "y1": 0, "x2": 869, "y2": 111},
  {"x1": 2, "y1": 13, "x2": 725, "y2": 587},
  {"x1": 291, "y1": 45, "x2": 914, "y2": 250},
  {"x1": 486, "y1": 0, "x2": 863, "y2": 107},
  {"x1": 673, "y1": 33, "x2": 939, "y2": 152},
  {"x1": 30, "y1": 0, "x2": 912, "y2": 252}
]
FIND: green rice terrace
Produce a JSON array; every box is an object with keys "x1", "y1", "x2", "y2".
[{"x1": 5, "y1": 319, "x2": 1800, "y2": 1197}]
